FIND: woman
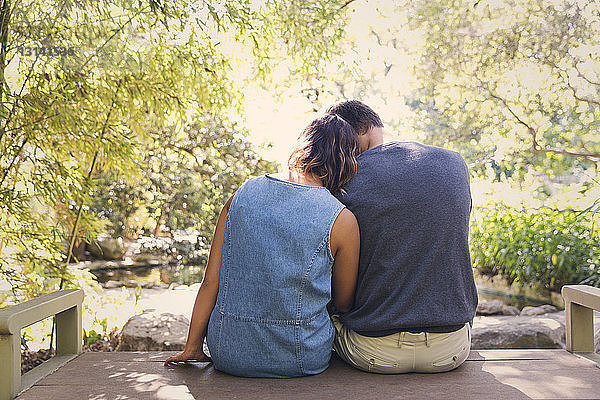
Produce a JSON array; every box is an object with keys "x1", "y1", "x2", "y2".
[{"x1": 164, "y1": 114, "x2": 360, "y2": 377}]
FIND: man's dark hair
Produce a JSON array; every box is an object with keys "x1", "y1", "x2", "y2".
[{"x1": 327, "y1": 100, "x2": 383, "y2": 135}]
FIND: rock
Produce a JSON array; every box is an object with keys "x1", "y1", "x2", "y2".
[
  {"x1": 21, "y1": 349, "x2": 53, "y2": 375},
  {"x1": 124, "y1": 280, "x2": 140, "y2": 288},
  {"x1": 124, "y1": 280, "x2": 154, "y2": 289},
  {"x1": 117, "y1": 311, "x2": 189, "y2": 351},
  {"x1": 89, "y1": 236, "x2": 126, "y2": 260},
  {"x1": 520, "y1": 305, "x2": 558, "y2": 316},
  {"x1": 476, "y1": 300, "x2": 504, "y2": 315},
  {"x1": 103, "y1": 280, "x2": 123, "y2": 289},
  {"x1": 501, "y1": 305, "x2": 520, "y2": 316},
  {"x1": 472, "y1": 313, "x2": 565, "y2": 349}
]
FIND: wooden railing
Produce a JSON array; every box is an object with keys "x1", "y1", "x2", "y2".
[{"x1": 0, "y1": 289, "x2": 84, "y2": 400}]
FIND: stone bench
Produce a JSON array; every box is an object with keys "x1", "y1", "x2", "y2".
[{"x1": 0, "y1": 289, "x2": 84, "y2": 400}]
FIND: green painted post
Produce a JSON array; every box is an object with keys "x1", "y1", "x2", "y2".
[
  {"x1": 55, "y1": 304, "x2": 82, "y2": 355},
  {"x1": 0, "y1": 332, "x2": 21, "y2": 400},
  {"x1": 562, "y1": 285, "x2": 600, "y2": 355},
  {"x1": 566, "y1": 302, "x2": 595, "y2": 353}
]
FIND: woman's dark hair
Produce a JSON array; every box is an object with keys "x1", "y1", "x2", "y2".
[
  {"x1": 288, "y1": 114, "x2": 359, "y2": 195},
  {"x1": 327, "y1": 100, "x2": 383, "y2": 135}
]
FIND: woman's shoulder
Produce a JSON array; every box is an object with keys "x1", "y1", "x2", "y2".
[
  {"x1": 330, "y1": 207, "x2": 359, "y2": 253},
  {"x1": 236, "y1": 175, "x2": 268, "y2": 192},
  {"x1": 333, "y1": 208, "x2": 357, "y2": 228},
  {"x1": 226, "y1": 175, "x2": 268, "y2": 206}
]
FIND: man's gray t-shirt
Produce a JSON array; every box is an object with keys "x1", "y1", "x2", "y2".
[{"x1": 339, "y1": 141, "x2": 478, "y2": 336}]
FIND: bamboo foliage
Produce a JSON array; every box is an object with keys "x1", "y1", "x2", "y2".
[{"x1": 0, "y1": 0, "x2": 353, "y2": 304}]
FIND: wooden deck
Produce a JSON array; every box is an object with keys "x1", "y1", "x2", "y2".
[{"x1": 15, "y1": 350, "x2": 600, "y2": 399}]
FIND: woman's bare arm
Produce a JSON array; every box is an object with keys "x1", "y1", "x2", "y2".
[
  {"x1": 164, "y1": 195, "x2": 233, "y2": 365},
  {"x1": 329, "y1": 208, "x2": 360, "y2": 313}
]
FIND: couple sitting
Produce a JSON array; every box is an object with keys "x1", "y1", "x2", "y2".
[{"x1": 164, "y1": 100, "x2": 478, "y2": 376}]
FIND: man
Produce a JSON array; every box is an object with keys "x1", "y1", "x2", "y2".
[{"x1": 327, "y1": 100, "x2": 478, "y2": 374}]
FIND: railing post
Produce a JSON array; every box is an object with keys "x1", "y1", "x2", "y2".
[
  {"x1": 55, "y1": 304, "x2": 82, "y2": 355},
  {"x1": 562, "y1": 285, "x2": 600, "y2": 354},
  {"x1": 565, "y1": 302, "x2": 595, "y2": 352},
  {"x1": 0, "y1": 331, "x2": 21, "y2": 400}
]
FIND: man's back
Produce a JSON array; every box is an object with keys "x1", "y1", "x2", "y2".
[{"x1": 339, "y1": 141, "x2": 478, "y2": 336}]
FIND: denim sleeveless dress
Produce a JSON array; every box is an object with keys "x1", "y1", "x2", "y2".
[{"x1": 206, "y1": 174, "x2": 345, "y2": 377}]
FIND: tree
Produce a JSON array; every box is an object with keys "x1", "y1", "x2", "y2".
[
  {"x1": 90, "y1": 115, "x2": 277, "y2": 241},
  {"x1": 0, "y1": 0, "x2": 355, "y2": 304},
  {"x1": 406, "y1": 0, "x2": 599, "y2": 172}
]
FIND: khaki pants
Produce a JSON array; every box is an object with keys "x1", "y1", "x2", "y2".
[{"x1": 332, "y1": 317, "x2": 471, "y2": 374}]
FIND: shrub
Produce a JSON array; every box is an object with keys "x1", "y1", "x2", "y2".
[{"x1": 470, "y1": 206, "x2": 600, "y2": 291}]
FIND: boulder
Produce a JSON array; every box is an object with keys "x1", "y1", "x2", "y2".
[
  {"x1": 501, "y1": 306, "x2": 520, "y2": 316},
  {"x1": 102, "y1": 280, "x2": 123, "y2": 289},
  {"x1": 89, "y1": 236, "x2": 126, "y2": 260},
  {"x1": 471, "y1": 314, "x2": 565, "y2": 349},
  {"x1": 520, "y1": 305, "x2": 558, "y2": 316},
  {"x1": 124, "y1": 280, "x2": 154, "y2": 289},
  {"x1": 117, "y1": 311, "x2": 189, "y2": 351},
  {"x1": 476, "y1": 300, "x2": 504, "y2": 315}
]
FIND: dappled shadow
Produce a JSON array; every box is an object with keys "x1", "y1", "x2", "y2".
[
  {"x1": 166, "y1": 352, "x2": 532, "y2": 400},
  {"x1": 16, "y1": 350, "x2": 600, "y2": 399}
]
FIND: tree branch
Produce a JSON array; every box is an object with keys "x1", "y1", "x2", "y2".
[
  {"x1": 485, "y1": 87, "x2": 537, "y2": 140},
  {"x1": 0, "y1": 135, "x2": 27, "y2": 187},
  {"x1": 0, "y1": 0, "x2": 12, "y2": 145},
  {"x1": 2, "y1": 3, "x2": 149, "y2": 145},
  {"x1": 566, "y1": 80, "x2": 600, "y2": 106},
  {"x1": 169, "y1": 143, "x2": 203, "y2": 168},
  {"x1": 482, "y1": 84, "x2": 600, "y2": 160},
  {"x1": 574, "y1": 64, "x2": 600, "y2": 87},
  {"x1": 544, "y1": 58, "x2": 600, "y2": 107},
  {"x1": 0, "y1": 0, "x2": 11, "y2": 102},
  {"x1": 59, "y1": 78, "x2": 123, "y2": 282},
  {"x1": 530, "y1": 146, "x2": 600, "y2": 159},
  {"x1": 339, "y1": 0, "x2": 357, "y2": 11}
]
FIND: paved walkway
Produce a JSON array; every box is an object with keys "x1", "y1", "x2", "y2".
[{"x1": 17, "y1": 350, "x2": 600, "y2": 399}]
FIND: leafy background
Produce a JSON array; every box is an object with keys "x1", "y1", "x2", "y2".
[{"x1": 0, "y1": 0, "x2": 599, "y2": 349}]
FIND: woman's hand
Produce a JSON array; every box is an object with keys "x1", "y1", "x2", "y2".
[
  {"x1": 164, "y1": 348, "x2": 212, "y2": 366},
  {"x1": 163, "y1": 196, "x2": 233, "y2": 368}
]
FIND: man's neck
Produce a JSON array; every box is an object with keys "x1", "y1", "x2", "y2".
[{"x1": 365, "y1": 127, "x2": 385, "y2": 151}]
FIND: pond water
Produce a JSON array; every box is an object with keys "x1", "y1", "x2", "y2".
[
  {"x1": 476, "y1": 288, "x2": 552, "y2": 309},
  {"x1": 90, "y1": 265, "x2": 562, "y2": 309},
  {"x1": 91, "y1": 263, "x2": 205, "y2": 286},
  {"x1": 474, "y1": 273, "x2": 563, "y2": 309}
]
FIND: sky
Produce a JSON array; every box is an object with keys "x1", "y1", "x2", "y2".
[{"x1": 237, "y1": 0, "x2": 420, "y2": 169}]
